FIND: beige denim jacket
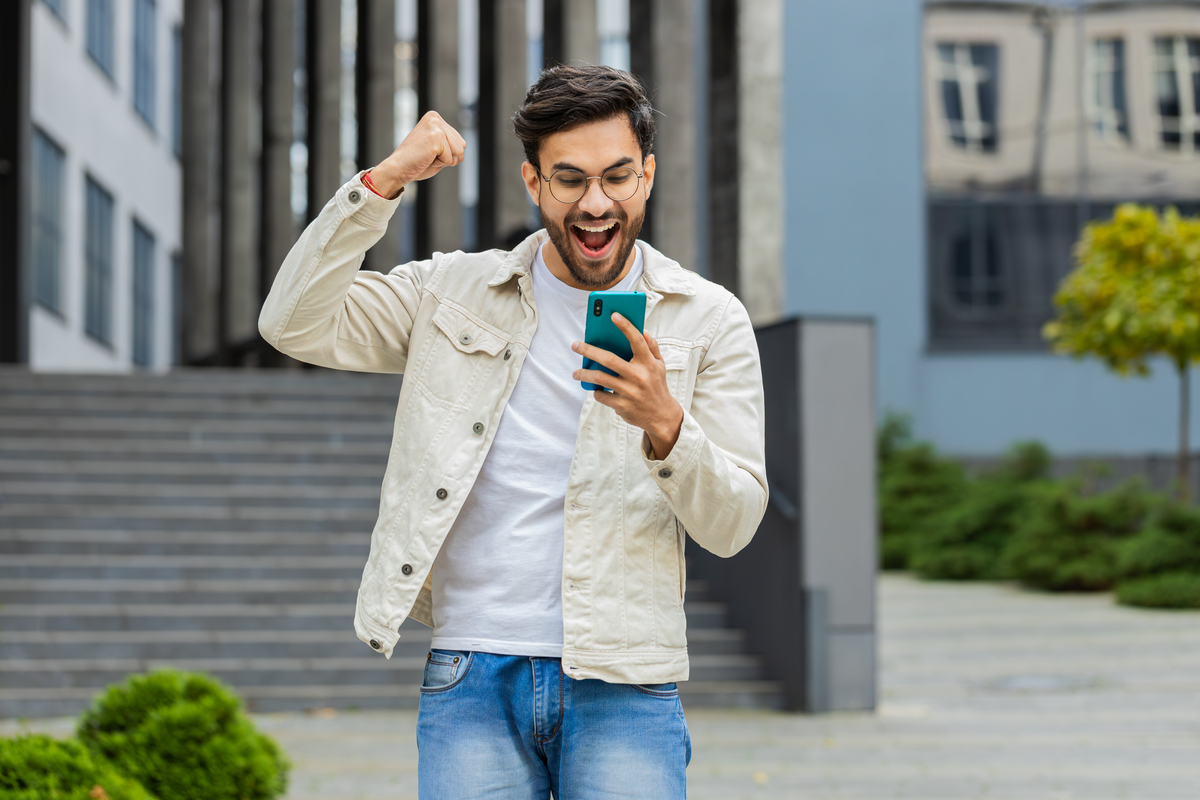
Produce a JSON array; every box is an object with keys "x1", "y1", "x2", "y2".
[{"x1": 259, "y1": 173, "x2": 768, "y2": 684}]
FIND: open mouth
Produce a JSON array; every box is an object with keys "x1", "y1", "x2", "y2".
[{"x1": 570, "y1": 220, "x2": 620, "y2": 260}]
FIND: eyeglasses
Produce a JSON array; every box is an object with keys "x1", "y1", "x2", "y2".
[{"x1": 538, "y1": 166, "x2": 644, "y2": 204}]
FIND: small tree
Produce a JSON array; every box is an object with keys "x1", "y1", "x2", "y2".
[{"x1": 1044, "y1": 204, "x2": 1200, "y2": 500}]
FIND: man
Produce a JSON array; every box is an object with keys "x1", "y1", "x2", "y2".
[{"x1": 259, "y1": 66, "x2": 767, "y2": 799}]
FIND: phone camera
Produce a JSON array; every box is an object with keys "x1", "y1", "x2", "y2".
[{"x1": 593, "y1": 299, "x2": 603, "y2": 317}]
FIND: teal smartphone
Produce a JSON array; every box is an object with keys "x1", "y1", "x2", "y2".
[{"x1": 581, "y1": 291, "x2": 647, "y2": 391}]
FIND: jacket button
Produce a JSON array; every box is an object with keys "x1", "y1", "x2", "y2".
[
  {"x1": 504, "y1": 349, "x2": 511, "y2": 361},
  {"x1": 658, "y1": 468, "x2": 672, "y2": 479},
  {"x1": 472, "y1": 422, "x2": 484, "y2": 434},
  {"x1": 401, "y1": 564, "x2": 413, "y2": 575},
  {"x1": 436, "y1": 488, "x2": 448, "y2": 500},
  {"x1": 369, "y1": 639, "x2": 381, "y2": 650},
  {"x1": 348, "y1": 190, "x2": 361, "y2": 203},
  {"x1": 459, "y1": 332, "x2": 473, "y2": 345}
]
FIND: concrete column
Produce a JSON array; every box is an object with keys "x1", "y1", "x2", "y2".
[
  {"x1": 306, "y1": 0, "x2": 342, "y2": 219},
  {"x1": 0, "y1": 0, "x2": 30, "y2": 363},
  {"x1": 706, "y1": 0, "x2": 737, "y2": 295},
  {"x1": 261, "y1": 0, "x2": 296, "y2": 294},
  {"x1": 221, "y1": 0, "x2": 260, "y2": 359},
  {"x1": 357, "y1": 0, "x2": 398, "y2": 271},
  {"x1": 182, "y1": 0, "x2": 220, "y2": 362},
  {"x1": 628, "y1": 0, "x2": 654, "y2": 245},
  {"x1": 478, "y1": 0, "x2": 529, "y2": 248},
  {"x1": 647, "y1": 0, "x2": 697, "y2": 272},
  {"x1": 416, "y1": 0, "x2": 462, "y2": 256},
  {"x1": 544, "y1": 0, "x2": 598, "y2": 67},
  {"x1": 738, "y1": 0, "x2": 784, "y2": 325}
]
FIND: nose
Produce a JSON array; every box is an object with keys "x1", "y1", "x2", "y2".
[{"x1": 576, "y1": 177, "x2": 613, "y2": 217}]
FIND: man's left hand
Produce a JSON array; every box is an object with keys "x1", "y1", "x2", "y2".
[{"x1": 572, "y1": 313, "x2": 684, "y2": 460}]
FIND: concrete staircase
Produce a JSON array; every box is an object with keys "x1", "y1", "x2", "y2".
[{"x1": 0, "y1": 368, "x2": 783, "y2": 718}]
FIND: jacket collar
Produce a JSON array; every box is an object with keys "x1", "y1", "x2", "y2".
[{"x1": 488, "y1": 230, "x2": 697, "y2": 298}]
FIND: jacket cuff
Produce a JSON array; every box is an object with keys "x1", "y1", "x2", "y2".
[
  {"x1": 354, "y1": 596, "x2": 399, "y2": 660},
  {"x1": 641, "y1": 409, "x2": 705, "y2": 492},
  {"x1": 334, "y1": 171, "x2": 403, "y2": 230}
]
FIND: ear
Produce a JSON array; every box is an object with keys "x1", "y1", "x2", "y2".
[
  {"x1": 642, "y1": 154, "x2": 656, "y2": 199},
  {"x1": 521, "y1": 162, "x2": 542, "y2": 207}
]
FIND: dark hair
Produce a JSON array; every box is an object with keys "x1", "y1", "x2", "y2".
[{"x1": 512, "y1": 65, "x2": 656, "y2": 171}]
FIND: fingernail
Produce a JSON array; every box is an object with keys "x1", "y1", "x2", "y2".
[{"x1": 571, "y1": 342, "x2": 580, "y2": 352}]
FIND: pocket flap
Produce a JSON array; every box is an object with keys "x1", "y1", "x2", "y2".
[{"x1": 432, "y1": 304, "x2": 507, "y2": 356}]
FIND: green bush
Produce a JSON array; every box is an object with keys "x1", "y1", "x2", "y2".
[
  {"x1": 909, "y1": 442, "x2": 1052, "y2": 580},
  {"x1": 1005, "y1": 477, "x2": 1153, "y2": 591},
  {"x1": 1114, "y1": 502, "x2": 1200, "y2": 608},
  {"x1": 878, "y1": 414, "x2": 968, "y2": 570},
  {"x1": 1116, "y1": 571, "x2": 1200, "y2": 608},
  {"x1": 76, "y1": 671, "x2": 289, "y2": 800},
  {"x1": 0, "y1": 734, "x2": 155, "y2": 800}
]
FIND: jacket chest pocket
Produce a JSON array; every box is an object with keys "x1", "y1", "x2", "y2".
[
  {"x1": 660, "y1": 348, "x2": 694, "y2": 408},
  {"x1": 415, "y1": 303, "x2": 509, "y2": 407}
]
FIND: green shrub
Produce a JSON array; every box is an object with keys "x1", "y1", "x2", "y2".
[
  {"x1": 1005, "y1": 477, "x2": 1153, "y2": 591},
  {"x1": 0, "y1": 734, "x2": 155, "y2": 800},
  {"x1": 1116, "y1": 571, "x2": 1200, "y2": 608},
  {"x1": 910, "y1": 441, "x2": 1052, "y2": 580},
  {"x1": 76, "y1": 671, "x2": 289, "y2": 800},
  {"x1": 1114, "y1": 502, "x2": 1200, "y2": 608},
  {"x1": 878, "y1": 414, "x2": 968, "y2": 570}
]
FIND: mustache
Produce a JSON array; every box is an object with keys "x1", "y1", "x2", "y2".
[{"x1": 564, "y1": 210, "x2": 626, "y2": 226}]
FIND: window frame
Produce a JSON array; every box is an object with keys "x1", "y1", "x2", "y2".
[
  {"x1": 934, "y1": 41, "x2": 1000, "y2": 154},
  {"x1": 1089, "y1": 37, "x2": 1130, "y2": 145},
  {"x1": 84, "y1": 175, "x2": 116, "y2": 347},
  {"x1": 1154, "y1": 35, "x2": 1200, "y2": 154},
  {"x1": 131, "y1": 218, "x2": 156, "y2": 368},
  {"x1": 133, "y1": 0, "x2": 157, "y2": 129},
  {"x1": 86, "y1": 0, "x2": 116, "y2": 80},
  {"x1": 31, "y1": 128, "x2": 67, "y2": 315}
]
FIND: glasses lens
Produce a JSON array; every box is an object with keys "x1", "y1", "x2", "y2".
[
  {"x1": 549, "y1": 170, "x2": 587, "y2": 204},
  {"x1": 601, "y1": 167, "x2": 639, "y2": 201}
]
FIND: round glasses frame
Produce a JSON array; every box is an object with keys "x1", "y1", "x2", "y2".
[{"x1": 538, "y1": 166, "x2": 644, "y2": 204}]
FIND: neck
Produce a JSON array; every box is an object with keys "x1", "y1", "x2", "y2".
[{"x1": 539, "y1": 242, "x2": 637, "y2": 291}]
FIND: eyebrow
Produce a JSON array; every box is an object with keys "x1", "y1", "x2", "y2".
[{"x1": 550, "y1": 156, "x2": 636, "y2": 173}]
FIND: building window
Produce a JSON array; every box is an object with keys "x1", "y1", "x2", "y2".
[
  {"x1": 87, "y1": 0, "x2": 115, "y2": 78},
  {"x1": 172, "y1": 24, "x2": 182, "y2": 156},
  {"x1": 32, "y1": 129, "x2": 66, "y2": 313},
  {"x1": 84, "y1": 176, "x2": 115, "y2": 345},
  {"x1": 134, "y1": 0, "x2": 157, "y2": 127},
  {"x1": 41, "y1": 0, "x2": 66, "y2": 22},
  {"x1": 1091, "y1": 39, "x2": 1129, "y2": 143},
  {"x1": 935, "y1": 42, "x2": 999, "y2": 153},
  {"x1": 950, "y1": 208, "x2": 1003, "y2": 312},
  {"x1": 1155, "y1": 36, "x2": 1200, "y2": 153},
  {"x1": 132, "y1": 220, "x2": 155, "y2": 368}
]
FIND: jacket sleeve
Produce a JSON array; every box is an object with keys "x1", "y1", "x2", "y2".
[
  {"x1": 258, "y1": 173, "x2": 436, "y2": 373},
  {"x1": 641, "y1": 294, "x2": 768, "y2": 558}
]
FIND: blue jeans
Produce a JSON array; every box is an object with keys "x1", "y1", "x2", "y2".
[{"x1": 416, "y1": 650, "x2": 691, "y2": 799}]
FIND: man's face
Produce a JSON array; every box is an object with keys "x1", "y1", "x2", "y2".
[{"x1": 521, "y1": 115, "x2": 655, "y2": 290}]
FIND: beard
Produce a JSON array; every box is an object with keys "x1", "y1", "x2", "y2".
[{"x1": 541, "y1": 204, "x2": 646, "y2": 289}]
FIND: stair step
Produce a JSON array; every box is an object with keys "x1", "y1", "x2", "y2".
[{"x1": 0, "y1": 368, "x2": 784, "y2": 715}]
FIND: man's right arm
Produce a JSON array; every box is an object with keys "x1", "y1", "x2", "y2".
[{"x1": 258, "y1": 111, "x2": 466, "y2": 373}]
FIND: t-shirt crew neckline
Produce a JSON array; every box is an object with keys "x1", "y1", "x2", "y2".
[{"x1": 531, "y1": 242, "x2": 645, "y2": 301}]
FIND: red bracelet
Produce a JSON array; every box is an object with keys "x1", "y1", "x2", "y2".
[{"x1": 361, "y1": 170, "x2": 388, "y2": 198}]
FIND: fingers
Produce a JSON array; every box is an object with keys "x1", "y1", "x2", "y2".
[
  {"x1": 611, "y1": 313, "x2": 651, "y2": 359},
  {"x1": 645, "y1": 334, "x2": 663, "y2": 361},
  {"x1": 575, "y1": 368, "x2": 622, "y2": 393},
  {"x1": 571, "y1": 341, "x2": 627, "y2": 373}
]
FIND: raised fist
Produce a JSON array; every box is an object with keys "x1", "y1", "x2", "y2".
[{"x1": 368, "y1": 111, "x2": 466, "y2": 198}]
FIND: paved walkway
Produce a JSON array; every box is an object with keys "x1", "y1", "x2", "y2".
[{"x1": 7, "y1": 574, "x2": 1199, "y2": 798}]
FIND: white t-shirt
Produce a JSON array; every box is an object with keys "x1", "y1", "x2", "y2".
[{"x1": 428, "y1": 242, "x2": 645, "y2": 656}]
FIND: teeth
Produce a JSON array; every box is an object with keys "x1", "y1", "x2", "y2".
[{"x1": 574, "y1": 221, "x2": 616, "y2": 233}]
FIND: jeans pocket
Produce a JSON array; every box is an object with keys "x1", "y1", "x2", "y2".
[
  {"x1": 632, "y1": 682, "x2": 679, "y2": 697},
  {"x1": 421, "y1": 649, "x2": 472, "y2": 692}
]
